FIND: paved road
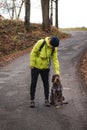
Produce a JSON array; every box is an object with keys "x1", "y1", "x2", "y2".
[{"x1": 0, "y1": 31, "x2": 87, "y2": 130}]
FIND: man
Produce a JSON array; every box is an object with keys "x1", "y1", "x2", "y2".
[{"x1": 29, "y1": 36, "x2": 60, "y2": 107}]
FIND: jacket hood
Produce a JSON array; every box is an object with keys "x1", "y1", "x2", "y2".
[{"x1": 45, "y1": 37, "x2": 51, "y2": 47}]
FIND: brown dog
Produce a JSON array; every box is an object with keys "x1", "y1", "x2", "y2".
[{"x1": 50, "y1": 75, "x2": 65, "y2": 106}]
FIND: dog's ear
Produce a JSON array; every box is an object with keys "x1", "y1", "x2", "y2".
[{"x1": 52, "y1": 75, "x2": 55, "y2": 82}]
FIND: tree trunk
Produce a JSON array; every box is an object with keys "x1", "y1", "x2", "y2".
[
  {"x1": 41, "y1": 0, "x2": 50, "y2": 31},
  {"x1": 12, "y1": 0, "x2": 15, "y2": 19},
  {"x1": 18, "y1": 0, "x2": 24, "y2": 19},
  {"x1": 55, "y1": 0, "x2": 58, "y2": 28},
  {"x1": 50, "y1": 0, "x2": 53, "y2": 26},
  {"x1": 24, "y1": 0, "x2": 30, "y2": 32}
]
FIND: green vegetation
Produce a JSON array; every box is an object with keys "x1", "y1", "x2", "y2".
[{"x1": 60, "y1": 27, "x2": 87, "y2": 31}]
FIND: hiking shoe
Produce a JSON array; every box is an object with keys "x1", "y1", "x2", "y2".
[
  {"x1": 45, "y1": 100, "x2": 50, "y2": 107},
  {"x1": 30, "y1": 100, "x2": 35, "y2": 108}
]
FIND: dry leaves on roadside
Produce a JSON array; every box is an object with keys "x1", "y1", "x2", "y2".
[
  {"x1": 79, "y1": 51, "x2": 87, "y2": 84},
  {"x1": 0, "y1": 19, "x2": 70, "y2": 60}
]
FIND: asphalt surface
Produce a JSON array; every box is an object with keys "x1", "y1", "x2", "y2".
[{"x1": 0, "y1": 31, "x2": 87, "y2": 130}]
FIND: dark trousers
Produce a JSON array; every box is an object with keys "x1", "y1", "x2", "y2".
[{"x1": 30, "y1": 68, "x2": 50, "y2": 100}]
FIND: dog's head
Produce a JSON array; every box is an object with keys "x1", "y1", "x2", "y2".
[{"x1": 52, "y1": 74, "x2": 60, "y2": 84}]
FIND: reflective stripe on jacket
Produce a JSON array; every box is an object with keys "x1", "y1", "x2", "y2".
[{"x1": 30, "y1": 37, "x2": 60, "y2": 75}]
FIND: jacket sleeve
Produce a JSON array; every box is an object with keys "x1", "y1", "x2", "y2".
[
  {"x1": 30, "y1": 40, "x2": 43, "y2": 67},
  {"x1": 51, "y1": 48, "x2": 60, "y2": 75}
]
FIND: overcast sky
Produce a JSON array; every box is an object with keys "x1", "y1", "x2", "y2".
[
  {"x1": 2, "y1": 0, "x2": 87, "y2": 28},
  {"x1": 30, "y1": 0, "x2": 87, "y2": 28},
  {"x1": 58, "y1": 0, "x2": 87, "y2": 28}
]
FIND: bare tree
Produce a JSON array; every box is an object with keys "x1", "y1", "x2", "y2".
[
  {"x1": 50, "y1": 0, "x2": 53, "y2": 26},
  {"x1": 24, "y1": 0, "x2": 30, "y2": 32},
  {"x1": 12, "y1": 0, "x2": 15, "y2": 19},
  {"x1": 0, "y1": 0, "x2": 24, "y2": 20},
  {"x1": 55, "y1": 0, "x2": 58, "y2": 28},
  {"x1": 50, "y1": 0, "x2": 59, "y2": 28},
  {"x1": 41, "y1": 0, "x2": 50, "y2": 30},
  {"x1": 18, "y1": 0, "x2": 24, "y2": 19}
]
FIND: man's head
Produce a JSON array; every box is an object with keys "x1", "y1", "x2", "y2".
[{"x1": 50, "y1": 36, "x2": 60, "y2": 47}]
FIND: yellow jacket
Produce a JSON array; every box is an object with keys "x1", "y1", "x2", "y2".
[{"x1": 30, "y1": 37, "x2": 60, "y2": 75}]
